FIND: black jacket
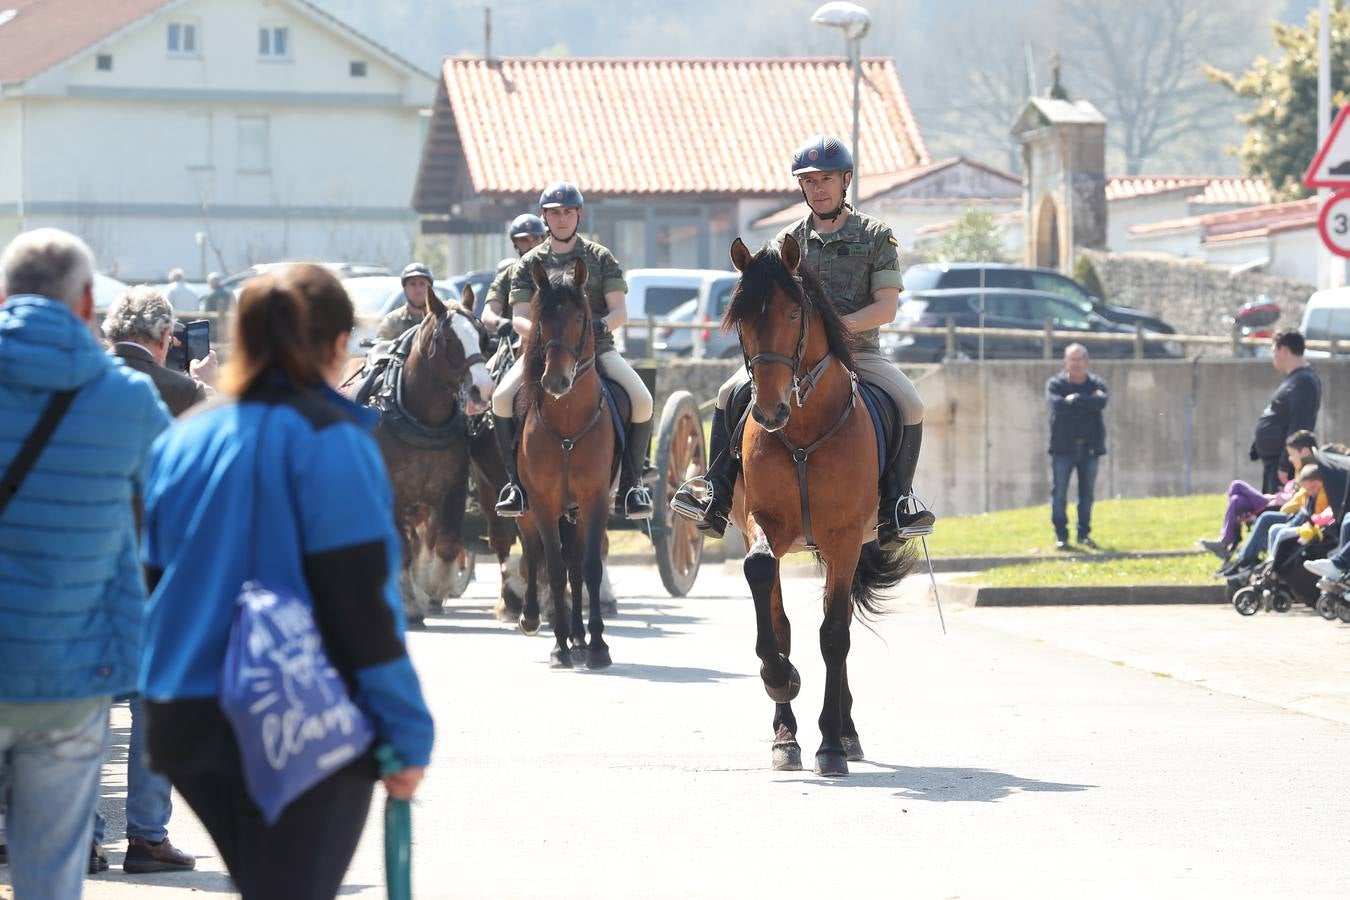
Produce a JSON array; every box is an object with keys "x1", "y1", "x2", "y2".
[
  {"x1": 1252, "y1": 365, "x2": 1320, "y2": 460},
  {"x1": 1046, "y1": 372, "x2": 1108, "y2": 456},
  {"x1": 112, "y1": 343, "x2": 207, "y2": 418}
]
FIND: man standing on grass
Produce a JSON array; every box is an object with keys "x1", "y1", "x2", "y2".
[
  {"x1": 1046, "y1": 343, "x2": 1108, "y2": 550},
  {"x1": 1250, "y1": 328, "x2": 1320, "y2": 493}
]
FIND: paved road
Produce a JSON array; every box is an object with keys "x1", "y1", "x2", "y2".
[{"x1": 8, "y1": 563, "x2": 1350, "y2": 898}]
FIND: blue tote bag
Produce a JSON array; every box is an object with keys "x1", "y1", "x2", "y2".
[{"x1": 219, "y1": 406, "x2": 375, "y2": 825}]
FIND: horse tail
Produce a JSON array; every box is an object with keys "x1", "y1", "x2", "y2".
[{"x1": 849, "y1": 540, "x2": 918, "y2": 620}]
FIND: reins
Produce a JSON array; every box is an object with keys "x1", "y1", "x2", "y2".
[{"x1": 530, "y1": 300, "x2": 602, "y2": 523}]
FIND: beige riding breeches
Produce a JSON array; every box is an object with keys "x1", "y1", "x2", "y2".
[
  {"x1": 492, "y1": 350, "x2": 654, "y2": 423},
  {"x1": 717, "y1": 349, "x2": 924, "y2": 426}
]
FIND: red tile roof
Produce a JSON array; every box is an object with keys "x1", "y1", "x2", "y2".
[
  {"x1": 1105, "y1": 175, "x2": 1272, "y2": 206},
  {"x1": 0, "y1": 0, "x2": 172, "y2": 84},
  {"x1": 415, "y1": 57, "x2": 928, "y2": 208},
  {"x1": 1127, "y1": 197, "x2": 1316, "y2": 243}
]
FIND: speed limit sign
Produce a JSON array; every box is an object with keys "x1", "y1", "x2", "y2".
[{"x1": 1318, "y1": 189, "x2": 1350, "y2": 258}]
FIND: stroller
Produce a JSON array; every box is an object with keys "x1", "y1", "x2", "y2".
[
  {"x1": 1232, "y1": 524, "x2": 1338, "y2": 616},
  {"x1": 1314, "y1": 573, "x2": 1350, "y2": 623}
]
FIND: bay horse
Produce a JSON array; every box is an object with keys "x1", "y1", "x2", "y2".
[
  {"x1": 364, "y1": 287, "x2": 495, "y2": 625},
  {"x1": 724, "y1": 235, "x2": 916, "y2": 776},
  {"x1": 516, "y1": 258, "x2": 614, "y2": 669}
]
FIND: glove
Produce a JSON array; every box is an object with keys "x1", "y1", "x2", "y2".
[
  {"x1": 1249, "y1": 444, "x2": 1260, "y2": 462},
  {"x1": 1298, "y1": 522, "x2": 1321, "y2": 543},
  {"x1": 496, "y1": 321, "x2": 514, "y2": 339}
]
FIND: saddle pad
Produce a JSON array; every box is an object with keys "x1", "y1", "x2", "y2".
[
  {"x1": 600, "y1": 377, "x2": 627, "y2": 482},
  {"x1": 857, "y1": 381, "x2": 900, "y2": 475}
]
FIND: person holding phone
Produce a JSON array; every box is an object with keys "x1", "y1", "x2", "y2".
[{"x1": 104, "y1": 286, "x2": 209, "y2": 418}]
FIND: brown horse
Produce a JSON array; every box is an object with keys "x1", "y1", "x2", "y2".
[
  {"x1": 515, "y1": 259, "x2": 615, "y2": 669},
  {"x1": 724, "y1": 235, "x2": 916, "y2": 776}
]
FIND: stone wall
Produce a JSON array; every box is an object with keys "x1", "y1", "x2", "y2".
[{"x1": 1078, "y1": 249, "x2": 1315, "y2": 338}]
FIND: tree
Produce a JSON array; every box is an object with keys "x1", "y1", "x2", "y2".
[
  {"x1": 929, "y1": 207, "x2": 1008, "y2": 263},
  {"x1": 1207, "y1": 2, "x2": 1350, "y2": 199}
]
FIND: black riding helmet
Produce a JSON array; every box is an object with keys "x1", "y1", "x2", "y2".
[
  {"x1": 508, "y1": 214, "x2": 547, "y2": 239},
  {"x1": 539, "y1": 182, "x2": 584, "y2": 209},
  {"x1": 791, "y1": 135, "x2": 853, "y2": 222},
  {"x1": 401, "y1": 262, "x2": 434, "y2": 285}
]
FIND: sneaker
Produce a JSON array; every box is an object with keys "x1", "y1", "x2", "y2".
[
  {"x1": 1055, "y1": 539, "x2": 1071, "y2": 551},
  {"x1": 1198, "y1": 538, "x2": 1231, "y2": 559},
  {"x1": 1303, "y1": 558, "x2": 1349, "y2": 580},
  {"x1": 89, "y1": 841, "x2": 109, "y2": 874},
  {"x1": 123, "y1": 836, "x2": 196, "y2": 874},
  {"x1": 1078, "y1": 536, "x2": 1099, "y2": 550}
]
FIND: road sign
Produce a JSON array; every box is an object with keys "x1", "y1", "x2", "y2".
[
  {"x1": 1305, "y1": 106, "x2": 1350, "y2": 189},
  {"x1": 1317, "y1": 189, "x2": 1350, "y2": 257}
]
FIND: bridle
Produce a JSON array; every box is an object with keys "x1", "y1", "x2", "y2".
[
  {"x1": 424, "y1": 306, "x2": 486, "y2": 383},
  {"x1": 738, "y1": 275, "x2": 831, "y2": 408},
  {"x1": 540, "y1": 294, "x2": 596, "y2": 383}
]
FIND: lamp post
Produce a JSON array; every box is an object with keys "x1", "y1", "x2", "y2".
[{"x1": 811, "y1": 2, "x2": 871, "y2": 189}]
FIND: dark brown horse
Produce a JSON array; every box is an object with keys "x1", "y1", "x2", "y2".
[
  {"x1": 515, "y1": 259, "x2": 615, "y2": 669},
  {"x1": 362, "y1": 287, "x2": 495, "y2": 624},
  {"x1": 725, "y1": 235, "x2": 916, "y2": 776}
]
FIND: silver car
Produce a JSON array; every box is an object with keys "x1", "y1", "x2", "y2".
[{"x1": 652, "y1": 273, "x2": 741, "y2": 360}]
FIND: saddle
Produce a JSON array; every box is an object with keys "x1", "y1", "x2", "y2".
[{"x1": 354, "y1": 327, "x2": 465, "y2": 450}]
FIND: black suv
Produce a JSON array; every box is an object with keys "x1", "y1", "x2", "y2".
[
  {"x1": 902, "y1": 263, "x2": 1175, "y2": 334},
  {"x1": 882, "y1": 288, "x2": 1182, "y2": 362}
]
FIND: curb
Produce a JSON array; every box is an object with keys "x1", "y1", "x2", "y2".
[
  {"x1": 927, "y1": 549, "x2": 1198, "y2": 573},
  {"x1": 934, "y1": 582, "x2": 1227, "y2": 608}
]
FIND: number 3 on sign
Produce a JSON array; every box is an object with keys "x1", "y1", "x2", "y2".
[{"x1": 1319, "y1": 190, "x2": 1350, "y2": 258}]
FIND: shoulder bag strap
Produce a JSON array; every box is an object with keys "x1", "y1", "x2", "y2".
[{"x1": 0, "y1": 389, "x2": 79, "y2": 519}]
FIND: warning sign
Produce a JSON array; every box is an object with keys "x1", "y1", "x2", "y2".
[{"x1": 1305, "y1": 106, "x2": 1350, "y2": 189}]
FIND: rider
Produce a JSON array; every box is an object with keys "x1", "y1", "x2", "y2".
[
  {"x1": 490, "y1": 181, "x2": 655, "y2": 521},
  {"x1": 672, "y1": 135, "x2": 936, "y2": 550},
  {"x1": 482, "y1": 214, "x2": 547, "y2": 336},
  {"x1": 376, "y1": 262, "x2": 435, "y2": 340}
]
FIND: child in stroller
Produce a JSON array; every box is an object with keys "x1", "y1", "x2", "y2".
[{"x1": 1232, "y1": 465, "x2": 1337, "y2": 615}]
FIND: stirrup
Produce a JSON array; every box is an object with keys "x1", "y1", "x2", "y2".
[
  {"x1": 495, "y1": 484, "x2": 525, "y2": 518},
  {"x1": 623, "y1": 485, "x2": 654, "y2": 521},
  {"x1": 888, "y1": 494, "x2": 935, "y2": 540},
  {"x1": 670, "y1": 476, "x2": 713, "y2": 522}
]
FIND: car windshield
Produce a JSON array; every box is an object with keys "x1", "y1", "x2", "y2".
[
  {"x1": 710, "y1": 277, "x2": 738, "y2": 318},
  {"x1": 342, "y1": 278, "x2": 403, "y2": 316},
  {"x1": 901, "y1": 267, "x2": 943, "y2": 292}
]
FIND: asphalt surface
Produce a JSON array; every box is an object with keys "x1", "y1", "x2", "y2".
[{"x1": 5, "y1": 563, "x2": 1350, "y2": 899}]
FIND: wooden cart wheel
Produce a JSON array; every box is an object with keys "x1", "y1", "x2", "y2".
[{"x1": 651, "y1": 391, "x2": 705, "y2": 597}]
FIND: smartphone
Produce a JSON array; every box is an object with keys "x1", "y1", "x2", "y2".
[{"x1": 184, "y1": 320, "x2": 211, "y2": 368}]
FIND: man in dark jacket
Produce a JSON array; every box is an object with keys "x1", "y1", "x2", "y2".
[
  {"x1": 1046, "y1": 343, "x2": 1108, "y2": 549},
  {"x1": 1251, "y1": 329, "x2": 1320, "y2": 492},
  {"x1": 105, "y1": 285, "x2": 209, "y2": 418}
]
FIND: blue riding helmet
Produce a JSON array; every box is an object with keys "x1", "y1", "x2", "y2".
[
  {"x1": 400, "y1": 262, "x2": 434, "y2": 284},
  {"x1": 539, "y1": 182, "x2": 584, "y2": 210},
  {"x1": 790, "y1": 135, "x2": 854, "y2": 176},
  {"x1": 509, "y1": 214, "x2": 547, "y2": 239}
]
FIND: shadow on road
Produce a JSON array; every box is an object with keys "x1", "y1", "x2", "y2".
[
  {"x1": 583, "y1": 663, "x2": 751, "y2": 684},
  {"x1": 800, "y1": 762, "x2": 1094, "y2": 803}
]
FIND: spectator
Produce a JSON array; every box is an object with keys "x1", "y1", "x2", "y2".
[
  {"x1": 1046, "y1": 343, "x2": 1108, "y2": 550},
  {"x1": 1221, "y1": 436, "x2": 1325, "y2": 576},
  {"x1": 0, "y1": 228, "x2": 171, "y2": 899},
  {"x1": 163, "y1": 268, "x2": 198, "y2": 313},
  {"x1": 198, "y1": 272, "x2": 232, "y2": 315},
  {"x1": 1250, "y1": 328, "x2": 1320, "y2": 492},
  {"x1": 139, "y1": 264, "x2": 433, "y2": 899},
  {"x1": 1198, "y1": 430, "x2": 1316, "y2": 560},
  {"x1": 106, "y1": 285, "x2": 208, "y2": 417}
]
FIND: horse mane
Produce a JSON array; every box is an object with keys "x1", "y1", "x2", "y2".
[
  {"x1": 517, "y1": 270, "x2": 589, "y2": 412},
  {"x1": 722, "y1": 244, "x2": 856, "y2": 371}
]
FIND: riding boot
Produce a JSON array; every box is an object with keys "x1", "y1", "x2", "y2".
[
  {"x1": 670, "y1": 406, "x2": 738, "y2": 538},
  {"x1": 876, "y1": 420, "x2": 936, "y2": 550},
  {"x1": 492, "y1": 414, "x2": 527, "y2": 517},
  {"x1": 618, "y1": 418, "x2": 654, "y2": 520}
]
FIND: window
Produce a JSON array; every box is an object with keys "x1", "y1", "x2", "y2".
[
  {"x1": 983, "y1": 293, "x2": 1032, "y2": 323},
  {"x1": 1030, "y1": 271, "x2": 1094, "y2": 310},
  {"x1": 96, "y1": 53, "x2": 112, "y2": 71},
  {"x1": 186, "y1": 113, "x2": 212, "y2": 169},
  {"x1": 935, "y1": 268, "x2": 982, "y2": 289},
  {"x1": 167, "y1": 22, "x2": 198, "y2": 56},
  {"x1": 350, "y1": 60, "x2": 367, "y2": 78},
  {"x1": 1041, "y1": 297, "x2": 1091, "y2": 330},
  {"x1": 643, "y1": 287, "x2": 699, "y2": 318},
  {"x1": 236, "y1": 116, "x2": 270, "y2": 172},
  {"x1": 259, "y1": 26, "x2": 290, "y2": 59},
  {"x1": 983, "y1": 268, "x2": 1033, "y2": 290}
]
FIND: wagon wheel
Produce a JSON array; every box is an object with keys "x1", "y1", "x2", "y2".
[{"x1": 651, "y1": 391, "x2": 705, "y2": 597}]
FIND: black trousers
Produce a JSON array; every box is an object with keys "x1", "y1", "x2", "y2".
[
  {"x1": 147, "y1": 700, "x2": 375, "y2": 900},
  {"x1": 1261, "y1": 456, "x2": 1284, "y2": 494}
]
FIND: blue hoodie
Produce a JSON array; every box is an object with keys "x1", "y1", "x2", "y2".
[{"x1": 0, "y1": 295, "x2": 171, "y2": 702}]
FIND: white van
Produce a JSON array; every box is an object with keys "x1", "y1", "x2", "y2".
[
  {"x1": 1299, "y1": 286, "x2": 1350, "y2": 358},
  {"x1": 621, "y1": 268, "x2": 736, "y2": 357}
]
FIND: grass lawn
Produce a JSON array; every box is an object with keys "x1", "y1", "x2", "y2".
[
  {"x1": 961, "y1": 553, "x2": 1216, "y2": 587},
  {"x1": 924, "y1": 494, "x2": 1226, "y2": 559}
]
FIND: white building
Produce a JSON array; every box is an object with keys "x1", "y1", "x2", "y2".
[{"x1": 0, "y1": 0, "x2": 435, "y2": 280}]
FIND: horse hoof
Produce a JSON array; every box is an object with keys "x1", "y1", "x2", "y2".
[
  {"x1": 772, "y1": 741, "x2": 802, "y2": 771},
  {"x1": 549, "y1": 648, "x2": 573, "y2": 669},
  {"x1": 814, "y1": 750, "x2": 849, "y2": 777},
  {"x1": 842, "y1": 736, "x2": 864, "y2": 762},
  {"x1": 586, "y1": 644, "x2": 612, "y2": 670},
  {"x1": 519, "y1": 615, "x2": 540, "y2": 637},
  {"x1": 762, "y1": 662, "x2": 801, "y2": 704},
  {"x1": 407, "y1": 617, "x2": 426, "y2": 631}
]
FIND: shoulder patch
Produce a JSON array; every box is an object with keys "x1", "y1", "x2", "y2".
[{"x1": 887, "y1": 236, "x2": 898, "y2": 246}]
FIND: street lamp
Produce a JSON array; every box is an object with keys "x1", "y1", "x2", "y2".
[{"x1": 811, "y1": 2, "x2": 870, "y2": 189}]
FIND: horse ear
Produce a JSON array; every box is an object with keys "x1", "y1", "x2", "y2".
[
  {"x1": 460, "y1": 283, "x2": 475, "y2": 309},
  {"x1": 572, "y1": 258, "x2": 588, "y2": 291},
  {"x1": 730, "y1": 237, "x2": 752, "y2": 273},
  {"x1": 780, "y1": 234, "x2": 801, "y2": 274},
  {"x1": 426, "y1": 287, "x2": 447, "y2": 317},
  {"x1": 531, "y1": 261, "x2": 550, "y2": 293}
]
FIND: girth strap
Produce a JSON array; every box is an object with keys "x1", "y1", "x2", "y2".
[
  {"x1": 773, "y1": 375, "x2": 858, "y2": 551},
  {"x1": 531, "y1": 395, "x2": 606, "y2": 523}
]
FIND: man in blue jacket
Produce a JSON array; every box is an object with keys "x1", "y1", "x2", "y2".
[
  {"x1": 1046, "y1": 343, "x2": 1109, "y2": 550},
  {"x1": 0, "y1": 229, "x2": 171, "y2": 899}
]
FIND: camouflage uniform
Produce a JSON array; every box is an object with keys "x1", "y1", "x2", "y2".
[
  {"x1": 483, "y1": 265, "x2": 514, "y2": 317},
  {"x1": 375, "y1": 301, "x2": 423, "y2": 341}
]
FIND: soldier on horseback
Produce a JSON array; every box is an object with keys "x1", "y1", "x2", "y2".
[
  {"x1": 673, "y1": 135, "x2": 936, "y2": 550},
  {"x1": 376, "y1": 262, "x2": 436, "y2": 341},
  {"x1": 482, "y1": 214, "x2": 547, "y2": 337},
  {"x1": 490, "y1": 181, "x2": 656, "y2": 521}
]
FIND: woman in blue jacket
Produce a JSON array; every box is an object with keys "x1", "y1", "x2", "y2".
[{"x1": 139, "y1": 264, "x2": 434, "y2": 899}]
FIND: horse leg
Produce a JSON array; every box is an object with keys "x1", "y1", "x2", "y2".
[
  {"x1": 516, "y1": 517, "x2": 543, "y2": 637},
  {"x1": 560, "y1": 517, "x2": 587, "y2": 654},
  {"x1": 841, "y1": 662, "x2": 863, "y2": 762},
  {"x1": 769, "y1": 571, "x2": 801, "y2": 771},
  {"x1": 743, "y1": 525, "x2": 800, "y2": 770},
  {"x1": 536, "y1": 514, "x2": 573, "y2": 668},
  {"x1": 581, "y1": 498, "x2": 610, "y2": 669},
  {"x1": 816, "y1": 546, "x2": 860, "y2": 777}
]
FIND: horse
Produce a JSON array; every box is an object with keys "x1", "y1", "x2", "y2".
[
  {"x1": 723, "y1": 235, "x2": 917, "y2": 776},
  {"x1": 357, "y1": 286, "x2": 495, "y2": 625},
  {"x1": 515, "y1": 258, "x2": 615, "y2": 669}
]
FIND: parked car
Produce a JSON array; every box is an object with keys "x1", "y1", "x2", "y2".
[
  {"x1": 882, "y1": 288, "x2": 1183, "y2": 362},
  {"x1": 622, "y1": 268, "x2": 736, "y2": 357},
  {"x1": 1300, "y1": 286, "x2": 1350, "y2": 358},
  {"x1": 902, "y1": 263, "x2": 1176, "y2": 334},
  {"x1": 653, "y1": 273, "x2": 742, "y2": 360},
  {"x1": 443, "y1": 269, "x2": 496, "y2": 316},
  {"x1": 221, "y1": 261, "x2": 392, "y2": 295}
]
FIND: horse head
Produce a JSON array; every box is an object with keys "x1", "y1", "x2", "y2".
[
  {"x1": 529, "y1": 258, "x2": 593, "y2": 399},
  {"x1": 412, "y1": 285, "x2": 494, "y2": 415}
]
